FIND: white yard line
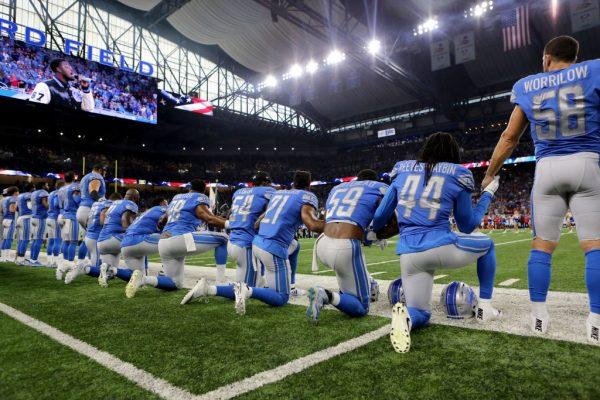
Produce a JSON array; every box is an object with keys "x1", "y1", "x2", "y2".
[
  {"x1": 0, "y1": 300, "x2": 389, "y2": 400},
  {"x1": 499, "y1": 278, "x2": 520, "y2": 286},
  {"x1": 370, "y1": 271, "x2": 387, "y2": 276},
  {"x1": 366, "y1": 259, "x2": 398, "y2": 267},
  {"x1": 495, "y1": 238, "x2": 531, "y2": 246},
  {"x1": 0, "y1": 302, "x2": 198, "y2": 400},
  {"x1": 195, "y1": 325, "x2": 390, "y2": 400},
  {"x1": 433, "y1": 274, "x2": 448, "y2": 281}
]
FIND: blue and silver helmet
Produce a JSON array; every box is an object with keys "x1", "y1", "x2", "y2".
[
  {"x1": 387, "y1": 278, "x2": 406, "y2": 307},
  {"x1": 440, "y1": 281, "x2": 477, "y2": 319}
]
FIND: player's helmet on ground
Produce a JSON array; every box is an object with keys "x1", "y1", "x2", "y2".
[
  {"x1": 440, "y1": 281, "x2": 477, "y2": 319},
  {"x1": 387, "y1": 278, "x2": 406, "y2": 307}
]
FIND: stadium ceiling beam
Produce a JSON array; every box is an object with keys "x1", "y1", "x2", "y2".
[
  {"x1": 140, "y1": 0, "x2": 192, "y2": 30},
  {"x1": 253, "y1": 0, "x2": 434, "y2": 103}
]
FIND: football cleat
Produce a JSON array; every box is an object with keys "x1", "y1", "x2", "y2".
[
  {"x1": 530, "y1": 312, "x2": 549, "y2": 334},
  {"x1": 306, "y1": 286, "x2": 327, "y2": 324},
  {"x1": 98, "y1": 263, "x2": 109, "y2": 288},
  {"x1": 55, "y1": 263, "x2": 68, "y2": 281},
  {"x1": 181, "y1": 278, "x2": 209, "y2": 305},
  {"x1": 125, "y1": 269, "x2": 144, "y2": 299},
  {"x1": 586, "y1": 315, "x2": 599, "y2": 345},
  {"x1": 475, "y1": 301, "x2": 502, "y2": 322},
  {"x1": 64, "y1": 264, "x2": 86, "y2": 284},
  {"x1": 28, "y1": 260, "x2": 44, "y2": 268},
  {"x1": 390, "y1": 302, "x2": 411, "y2": 353},
  {"x1": 233, "y1": 282, "x2": 249, "y2": 316}
]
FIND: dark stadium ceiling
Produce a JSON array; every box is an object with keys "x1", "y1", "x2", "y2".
[{"x1": 113, "y1": 0, "x2": 600, "y2": 128}]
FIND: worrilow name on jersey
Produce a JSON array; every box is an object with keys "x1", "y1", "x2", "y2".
[{"x1": 522, "y1": 65, "x2": 588, "y2": 93}]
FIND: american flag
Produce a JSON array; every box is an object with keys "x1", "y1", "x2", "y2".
[
  {"x1": 159, "y1": 89, "x2": 213, "y2": 116},
  {"x1": 502, "y1": 3, "x2": 531, "y2": 51}
]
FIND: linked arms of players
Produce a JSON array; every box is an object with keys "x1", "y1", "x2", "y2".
[
  {"x1": 301, "y1": 205, "x2": 325, "y2": 234},
  {"x1": 196, "y1": 204, "x2": 227, "y2": 229},
  {"x1": 453, "y1": 190, "x2": 493, "y2": 234},
  {"x1": 481, "y1": 105, "x2": 528, "y2": 189}
]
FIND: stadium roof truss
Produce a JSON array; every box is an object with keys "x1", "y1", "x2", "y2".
[{"x1": 0, "y1": 0, "x2": 320, "y2": 132}]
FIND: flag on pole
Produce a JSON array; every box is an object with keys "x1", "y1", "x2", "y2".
[{"x1": 502, "y1": 3, "x2": 531, "y2": 51}]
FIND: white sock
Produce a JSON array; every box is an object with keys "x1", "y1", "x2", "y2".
[
  {"x1": 208, "y1": 285, "x2": 217, "y2": 295},
  {"x1": 216, "y1": 264, "x2": 226, "y2": 282},
  {"x1": 531, "y1": 302, "x2": 548, "y2": 317},
  {"x1": 589, "y1": 312, "x2": 600, "y2": 326},
  {"x1": 330, "y1": 291, "x2": 340, "y2": 306},
  {"x1": 145, "y1": 276, "x2": 158, "y2": 287},
  {"x1": 479, "y1": 298, "x2": 491, "y2": 304}
]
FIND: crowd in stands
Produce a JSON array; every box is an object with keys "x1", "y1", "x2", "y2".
[
  {"x1": 0, "y1": 38, "x2": 157, "y2": 122},
  {"x1": 0, "y1": 125, "x2": 534, "y2": 218}
]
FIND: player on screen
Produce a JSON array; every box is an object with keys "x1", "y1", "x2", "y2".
[
  {"x1": 96, "y1": 189, "x2": 140, "y2": 287},
  {"x1": 125, "y1": 179, "x2": 228, "y2": 298},
  {"x1": 305, "y1": 169, "x2": 388, "y2": 323},
  {"x1": 226, "y1": 171, "x2": 323, "y2": 316},
  {"x1": 373, "y1": 132, "x2": 502, "y2": 353},
  {"x1": 181, "y1": 172, "x2": 274, "y2": 305},
  {"x1": 14, "y1": 183, "x2": 33, "y2": 265},
  {"x1": 481, "y1": 36, "x2": 600, "y2": 344},
  {"x1": 28, "y1": 182, "x2": 49, "y2": 267},
  {"x1": 29, "y1": 58, "x2": 94, "y2": 111},
  {"x1": 0, "y1": 186, "x2": 19, "y2": 262}
]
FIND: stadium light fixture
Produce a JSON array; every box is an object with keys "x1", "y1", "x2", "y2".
[
  {"x1": 237, "y1": 147, "x2": 241, "y2": 151},
  {"x1": 201, "y1": 147, "x2": 205, "y2": 151},
  {"x1": 256, "y1": 147, "x2": 260, "y2": 151},
  {"x1": 306, "y1": 60, "x2": 319, "y2": 74},
  {"x1": 182, "y1": 147, "x2": 186, "y2": 151},
  {"x1": 325, "y1": 49, "x2": 345, "y2": 65},
  {"x1": 263, "y1": 75, "x2": 278, "y2": 88},
  {"x1": 291, "y1": 147, "x2": 295, "y2": 151},
  {"x1": 289, "y1": 64, "x2": 303, "y2": 78},
  {"x1": 99, "y1": 137, "x2": 103, "y2": 141},
  {"x1": 59, "y1": 132, "x2": 63, "y2": 136},
  {"x1": 366, "y1": 39, "x2": 381, "y2": 55},
  {"x1": 77, "y1": 134, "x2": 81, "y2": 138},
  {"x1": 142, "y1": 143, "x2": 146, "y2": 147},
  {"x1": 465, "y1": 1, "x2": 493, "y2": 18},
  {"x1": 273, "y1": 147, "x2": 277, "y2": 151},
  {"x1": 37, "y1": 129, "x2": 41, "y2": 133},
  {"x1": 413, "y1": 18, "x2": 439, "y2": 36}
]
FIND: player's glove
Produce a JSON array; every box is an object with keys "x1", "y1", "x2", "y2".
[{"x1": 482, "y1": 176, "x2": 500, "y2": 196}]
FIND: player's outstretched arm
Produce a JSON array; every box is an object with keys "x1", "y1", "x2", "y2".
[
  {"x1": 301, "y1": 205, "x2": 325, "y2": 233},
  {"x1": 482, "y1": 105, "x2": 528, "y2": 188},
  {"x1": 453, "y1": 177, "x2": 499, "y2": 234},
  {"x1": 372, "y1": 185, "x2": 397, "y2": 232},
  {"x1": 196, "y1": 204, "x2": 227, "y2": 229}
]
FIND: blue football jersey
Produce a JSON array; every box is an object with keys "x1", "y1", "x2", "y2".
[
  {"x1": 163, "y1": 192, "x2": 210, "y2": 236},
  {"x1": 2, "y1": 196, "x2": 16, "y2": 220},
  {"x1": 79, "y1": 171, "x2": 106, "y2": 207},
  {"x1": 511, "y1": 59, "x2": 600, "y2": 159},
  {"x1": 86, "y1": 200, "x2": 112, "y2": 240},
  {"x1": 229, "y1": 186, "x2": 276, "y2": 247},
  {"x1": 47, "y1": 190, "x2": 60, "y2": 219},
  {"x1": 16, "y1": 192, "x2": 32, "y2": 216},
  {"x1": 254, "y1": 189, "x2": 318, "y2": 259},
  {"x1": 60, "y1": 183, "x2": 80, "y2": 218},
  {"x1": 98, "y1": 199, "x2": 138, "y2": 241},
  {"x1": 125, "y1": 205, "x2": 166, "y2": 236},
  {"x1": 377, "y1": 160, "x2": 478, "y2": 254},
  {"x1": 325, "y1": 180, "x2": 388, "y2": 230},
  {"x1": 30, "y1": 189, "x2": 49, "y2": 219}
]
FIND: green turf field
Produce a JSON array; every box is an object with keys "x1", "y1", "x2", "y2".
[
  {"x1": 0, "y1": 262, "x2": 598, "y2": 399},
  {"x1": 149, "y1": 229, "x2": 586, "y2": 292}
]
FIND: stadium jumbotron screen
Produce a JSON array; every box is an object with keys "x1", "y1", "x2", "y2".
[{"x1": 0, "y1": 36, "x2": 157, "y2": 124}]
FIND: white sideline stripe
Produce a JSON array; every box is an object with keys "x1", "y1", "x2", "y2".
[
  {"x1": 0, "y1": 301, "x2": 390, "y2": 400},
  {"x1": 499, "y1": 278, "x2": 520, "y2": 286},
  {"x1": 195, "y1": 325, "x2": 390, "y2": 400},
  {"x1": 366, "y1": 259, "x2": 397, "y2": 266},
  {"x1": 433, "y1": 274, "x2": 447, "y2": 281},
  {"x1": 370, "y1": 271, "x2": 387, "y2": 276},
  {"x1": 495, "y1": 238, "x2": 530, "y2": 246},
  {"x1": 0, "y1": 302, "x2": 197, "y2": 400}
]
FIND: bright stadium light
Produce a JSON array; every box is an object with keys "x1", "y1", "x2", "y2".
[
  {"x1": 325, "y1": 49, "x2": 345, "y2": 65},
  {"x1": 263, "y1": 75, "x2": 278, "y2": 87},
  {"x1": 288, "y1": 64, "x2": 303, "y2": 78},
  {"x1": 306, "y1": 60, "x2": 319, "y2": 74},
  {"x1": 366, "y1": 39, "x2": 381, "y2": 55},
  {"x1": 413, "y1": 17, "x2": 439, "y2": 36},
  {"x1": 465, "y1": 1, "x2": 493, "y2": 18}
]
